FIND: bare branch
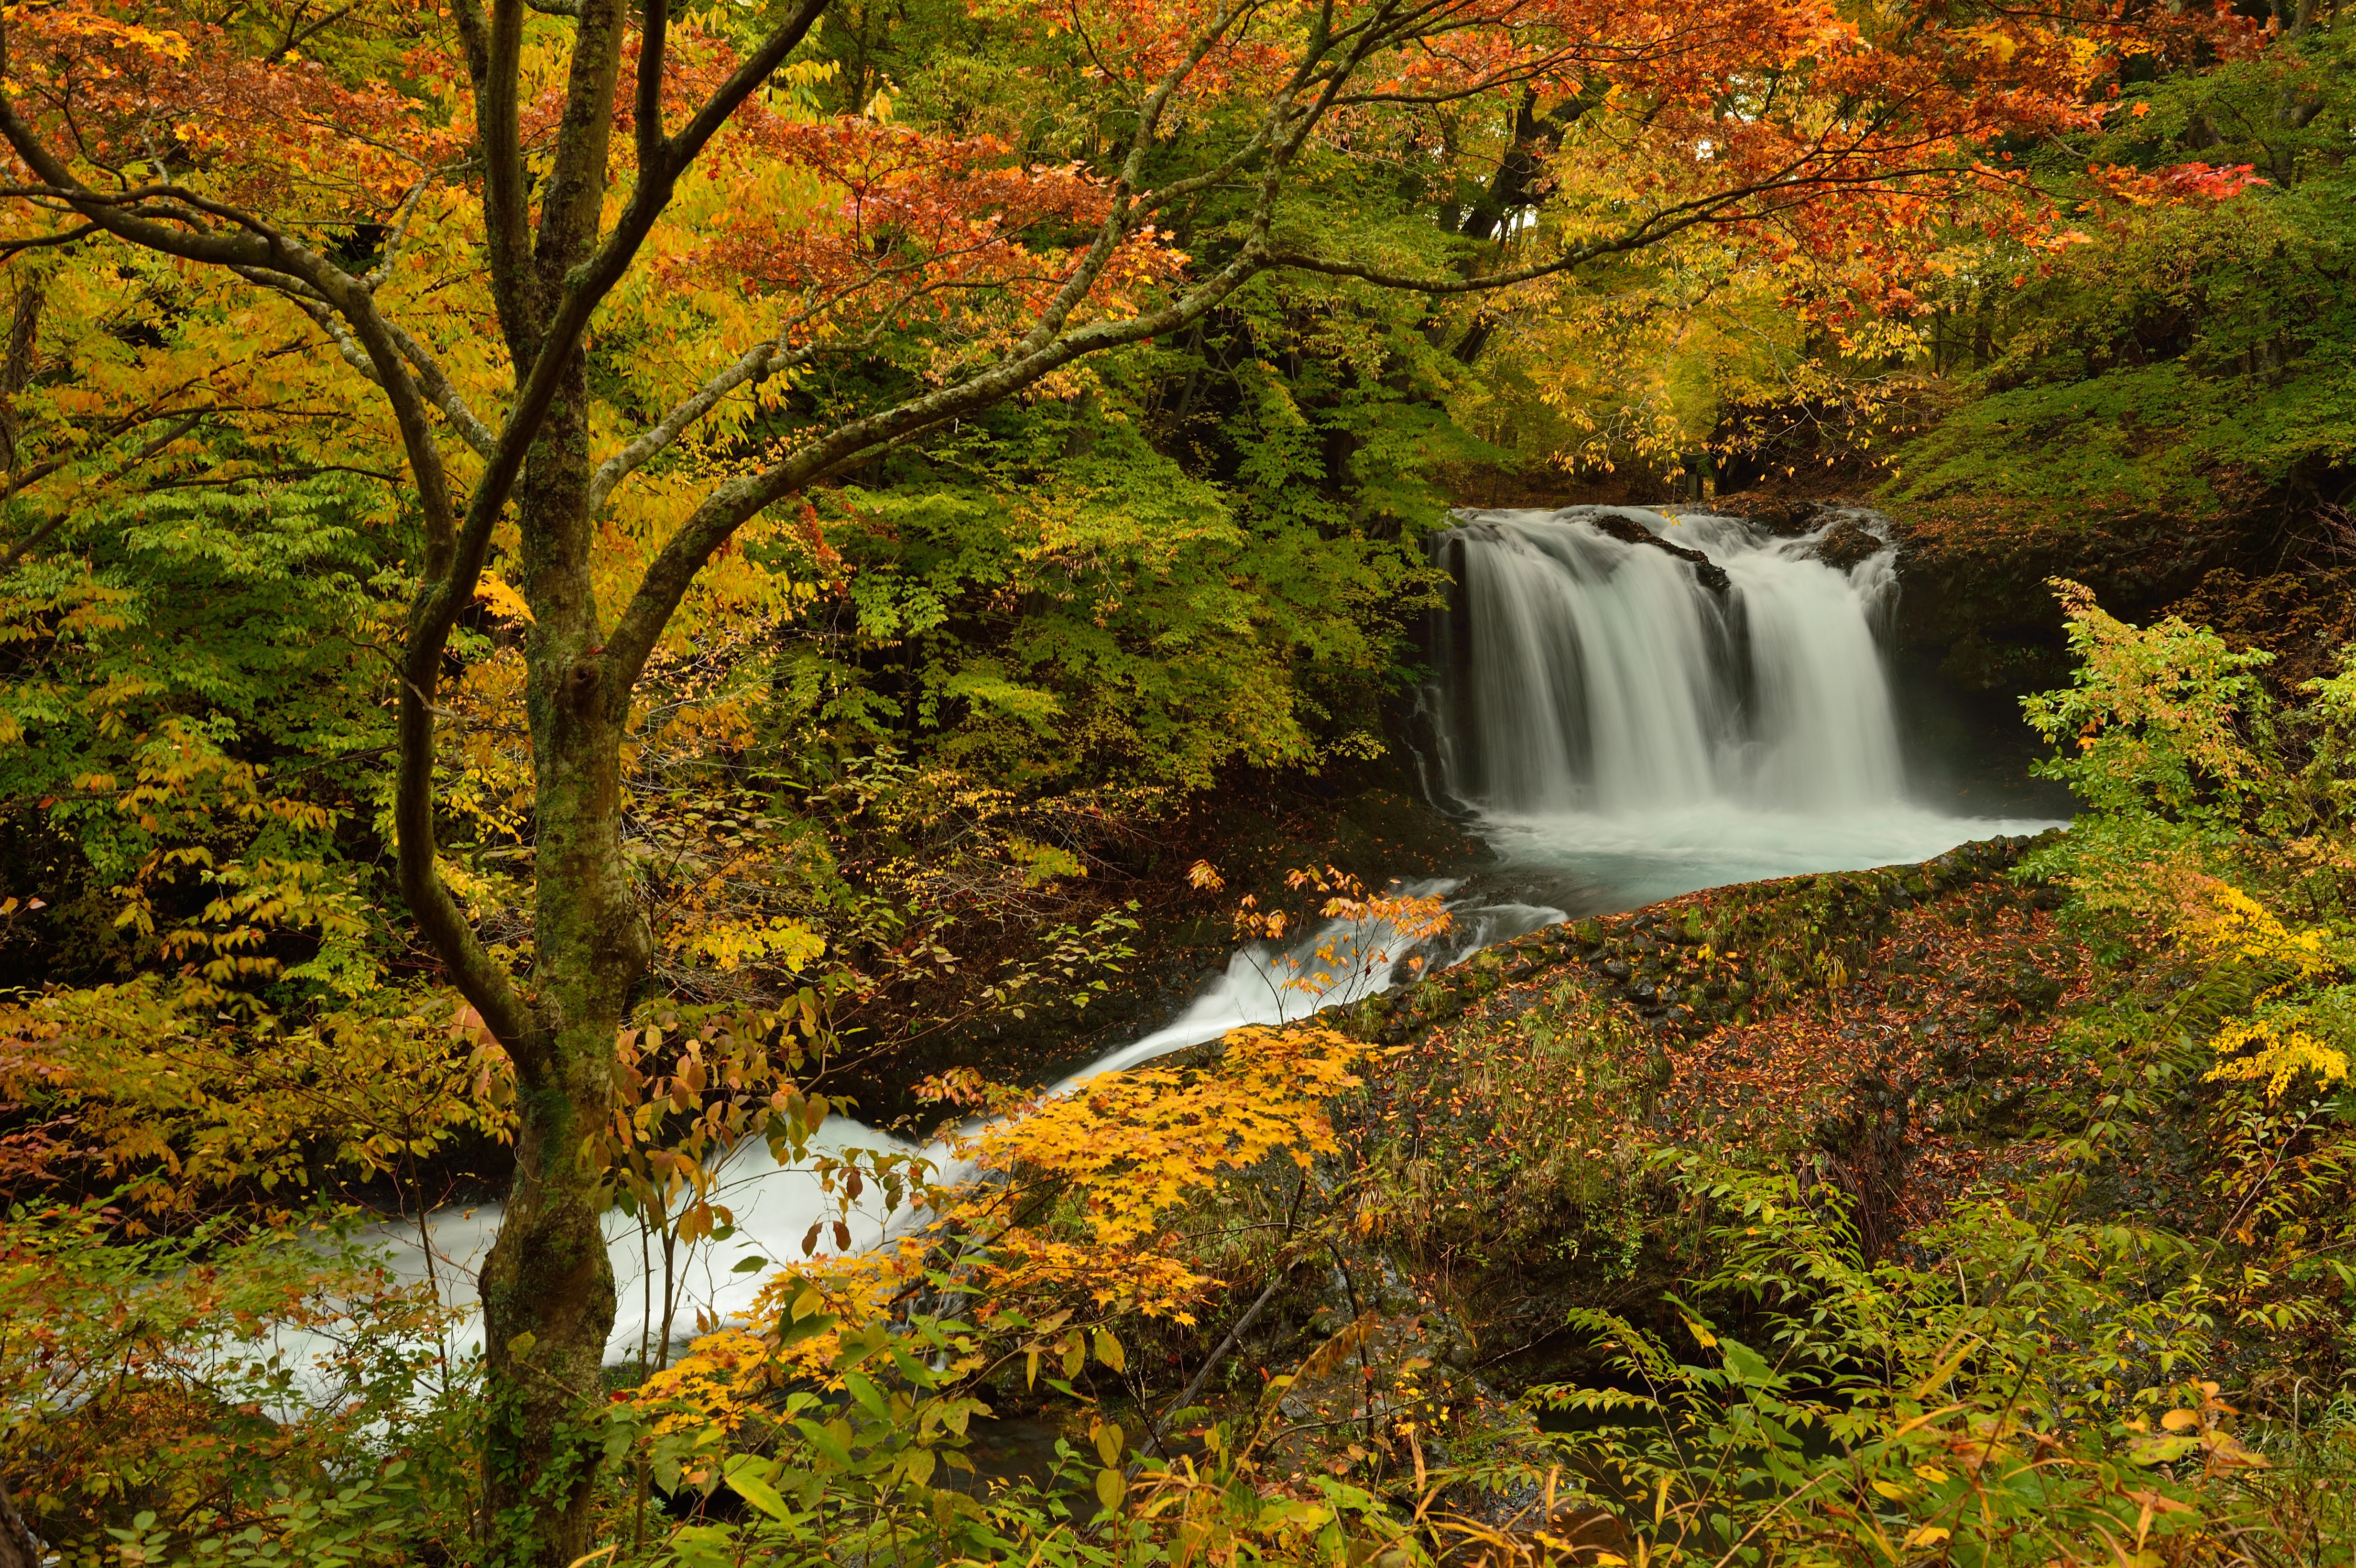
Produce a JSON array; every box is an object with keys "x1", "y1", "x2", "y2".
[
  {"x1": 0, "y1": 221, "x2": 98, "y2": 258},
  {"x1": 360, "y1": 177, "x2": 435, "y2": 292},
  {"x1": 229, "y1": 263, "x2": 501, "y2": 458},
  {"x1": 586, "y1": 336, "x2": 799, "y2": 515},
  {"x1": 233, "y1": 262, "x2": 380, "y2": 372},
  {"x1": 384, "y1": 320, "x2": 501, "y2": 457}
]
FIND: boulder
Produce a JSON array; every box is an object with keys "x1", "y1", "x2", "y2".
[
  {"x1": 1762, "y1": 499, "x2": 1828, "y2": 536},
  {"x1": 1811, "y1": 517, "x2": 1888, "y2": 572},
  {"x1": 1585, "y1": 512, "x2": 1732, "y2": 594}
]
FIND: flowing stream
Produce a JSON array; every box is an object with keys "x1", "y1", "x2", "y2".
[
  {"x1": 297, "y1": 502, "x2": 2059, "y2": 1379},
  {"x1": 318, "y1": 884, "x2": 1561, "y2": 1376}
]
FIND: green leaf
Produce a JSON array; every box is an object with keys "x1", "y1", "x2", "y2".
[
  {"x1": 794, "y1": 1417, "x2": 854, "y2": 1470},
  {"x1": 1720, "y1": 1337, "x2": 1774, "y2": 1386},
  {"x1": 724, "y1": 1455, "x2": 794, "y2": 1521}
]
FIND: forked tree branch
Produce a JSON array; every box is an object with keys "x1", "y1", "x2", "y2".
[{"x1": 586, "y1": 335, "x2": 802, "y2": 516}]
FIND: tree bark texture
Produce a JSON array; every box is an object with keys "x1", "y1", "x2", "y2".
[{"x1": 0, "y1": 1478, "x2": 42, "y2": 1568}]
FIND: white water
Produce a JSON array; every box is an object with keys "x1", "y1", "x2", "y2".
[
  {"x1": 302, "y1": 883, "x2": 1560, "y2": 1381},
  {"x1": 1424, "y1": 506, "x2": 2057, "y2": 906},
  {"x1": 276, "y1": 502, "x2": 2057, "y2": 1389}
]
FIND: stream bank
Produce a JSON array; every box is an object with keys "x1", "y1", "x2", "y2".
[{"x1": 964, "y1": 832, "x2": 2115, "y2": 1509}]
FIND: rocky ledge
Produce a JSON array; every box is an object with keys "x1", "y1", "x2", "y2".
[{"x1": 1344, "y1": 832, "x2": 2059, "y2": 1046}]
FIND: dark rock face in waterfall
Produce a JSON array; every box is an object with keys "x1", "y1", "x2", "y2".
[{"x1": 1580, "y1": 511, "x2": 1734, "y2": 592}]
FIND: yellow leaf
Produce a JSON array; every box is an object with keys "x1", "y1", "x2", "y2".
[{"x1": 475, "y1": 571, "x2": 534, "y2": 622}]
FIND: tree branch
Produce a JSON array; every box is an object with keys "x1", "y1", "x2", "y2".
[
  {"x1": 599, "y1": 95, "x2": 1306, "y2": 708},
  {"x1": 444, "y1": 0, "x2": 833, "y2": 585},
  {"x1": 385, "y1": 321, "x2": 502, "y2": 457},
  {"x1": 458, "y1": 0, "x2": 537, "y2": 358},
  {"x1": 635, "y1": 0, "x2": 669, "y2": 175},
  {"x1": 1015, "y1": 0, "x2": 1254, "y2": 356},
  {"x1": 360, "y1": 176, "x2": 436, "y2": 292},
  {"x1": 585, "y1": 335, "x2": 800, "y2": 516},
  {"x1": 0, "y1": 410, "x2": 205, "y2": 569}
]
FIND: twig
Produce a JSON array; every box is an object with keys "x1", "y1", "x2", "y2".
[{"x1": 1141, "y1": 1269, "x2": 1288, "y2": 1463}]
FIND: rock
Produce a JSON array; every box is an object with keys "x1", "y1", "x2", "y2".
[
  {"x1": 1761, "y1": 500, "x2": 1828, "y2": 536},
  {"x1": 1811, "y1": 518, "x2": 1888, "y2": 572},
  {"x1": 1585, "y1": 512, "x2": 1732, "y2": 594}
]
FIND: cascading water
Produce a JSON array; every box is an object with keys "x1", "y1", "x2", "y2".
[
  {"x1": 273, "y1": 501, "x2": 2058, "y2": 1390},
  {"x1": 1422, "y1": 505, "x2": 2054, "y2": 908},
  {"x1": 277, "y1": 882, "x2": 1559, "y2": 1386}
]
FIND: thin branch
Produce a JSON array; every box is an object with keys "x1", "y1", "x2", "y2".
[
  {"x1": 600, "y1": 70, "x2": 1305, "y2": 708},
  {"x1": 360, "y1": 177, "x2": 435, "y2": 292},
  {"x1": 1144, "y1": 1271, "x2": 1286, "y2": 1460},
  {"x1": 384, "y1": 320, "x2": 500, "y2": 457},
  {"x1": 1014, "y1": 1, "x2": 1253, "y2": 355},
  {"x1": 0, "y1": 221, "x2": 97, "y2": 258},
  {"x1": 233, "y1": 262, "x2": 381, "y2": 377},
  {"x1": 0, "y1": 410, "x2": 204, "y2": 567},
  {"x1": 1265, "y1": 165, "x2": 1952, "y2": 296},
  {"x1": 586, "y1": 336, "x2": 800, "y2": 515}
]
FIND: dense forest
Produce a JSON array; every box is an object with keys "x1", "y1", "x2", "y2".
[{"x1": 0, "y1": 0, "x2": 2350, "y2": 1562}]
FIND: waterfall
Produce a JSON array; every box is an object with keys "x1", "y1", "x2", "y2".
[
  {"x1": 1422, "y1": 504, "x2": 2053, "y2": 905},
  {"x1": 272, "y1": 502, "x2": 2056, "y2": 1389}
]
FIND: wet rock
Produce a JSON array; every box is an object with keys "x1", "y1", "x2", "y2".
[
  {"x1": 1586, "y1": 512, "x2": 1733, "y2": 594},
  {"x1": 1758, "y1": 499, "x2": 1829, "y2": 536},
  {"x1": 1811, "y1": 518, "x2": 1888, "y2": 572}
]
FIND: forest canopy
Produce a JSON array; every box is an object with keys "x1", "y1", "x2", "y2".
[{"x1": 0, "y1": 0, "x2": 2350, "y2": 1562}]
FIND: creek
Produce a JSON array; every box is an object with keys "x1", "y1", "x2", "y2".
[{"x1": 316, "y1": 503, "x2": 2062, "y2": 1374}]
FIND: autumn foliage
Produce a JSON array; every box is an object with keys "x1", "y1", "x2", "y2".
[{"x1": 0, "y1": 0, "x2": 2341, "y2": 1562}]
